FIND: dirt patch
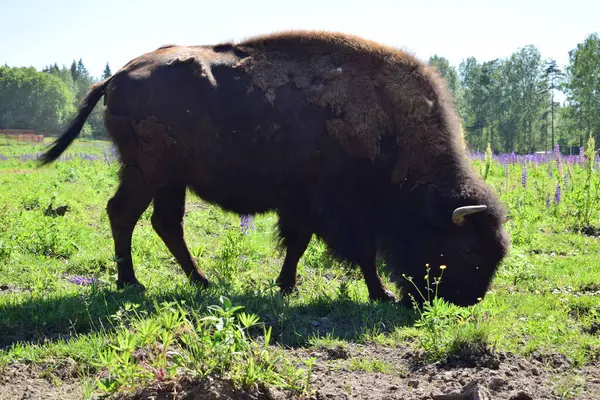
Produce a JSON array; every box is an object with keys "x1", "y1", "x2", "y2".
[
  {"x1": 0, "y1": 363, "x2": 84, "y2": 400},
  {"x1": 0, "y1": 284, "x2": 29, "y2": 296},
  {"x1": 4, "y1": 345, "x2": 600, "y2": 399},
  {"x1": 114, "y1": 374, "x2": 296, "y2": 400},
  {"x1": 297, "y1": 344, "x2": 600, "y2": 399}
]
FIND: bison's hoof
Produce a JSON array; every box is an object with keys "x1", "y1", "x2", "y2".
[
  {"x1": 279, "y1": 284, "x2": 298, "y2": 296},
  {"x1": 190, "y1": 274, "x2": 210, "y2": 289},
  {"x1": 117, "y1": 279, "x2": 146, "y2": 292},
  {"x1": 369, "y1": 289, "x2": 398, "y2": 303}
]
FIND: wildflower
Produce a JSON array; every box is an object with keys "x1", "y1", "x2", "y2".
[
  {"x1": 483, "y1": 142, "x2": 493, "y2": 180},
  {"x1": 440, "y1": 265, "x2": 447, "y2": 270},
  {"x1": 240, "y1": 214, "x2": 254, "y2": 234},
  {"x1": 521, "y1": 167, "x2": 528, "y2": 188},
  {"x1": 555, "y1": 143, "x2": 563, "y2": 175},
  {"x1": 66, "y1": 275, "x2": 98, "y2": 286},
  {"x1": 546, "y1": 194, "x2": 551, "y2": 208},
  {"x1": 564, "y1": 172, "x2": 569, "y2": 189},
  {"x1": 554, "y1": 183, "x2": 561, "y2": 205},
  {"x1": 580, "y1": 146, "x2": 585, "y2": 166}
]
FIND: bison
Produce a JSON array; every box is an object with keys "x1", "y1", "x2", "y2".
[{"x1": 39, "y1": 30, "x2": 509, "y2": 307}]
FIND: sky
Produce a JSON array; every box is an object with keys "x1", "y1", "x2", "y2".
[{"x1": 1, "y1": 0, "x2": 598, "y2": 79}]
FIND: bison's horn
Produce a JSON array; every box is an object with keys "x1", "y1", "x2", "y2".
[{"x1": 452, "y1": 205, "x2": 487, "y2": 226}]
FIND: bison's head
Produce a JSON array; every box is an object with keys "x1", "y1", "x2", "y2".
[
  {"x1": 382, "y1": 186, "x2": 510, "y2": 307},
  {"x1": 426, "y1": 204, "x2": 509, "y2": 306}
]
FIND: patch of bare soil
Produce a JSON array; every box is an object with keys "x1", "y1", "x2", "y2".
[
  {"x1": 103, "y1": 345, "x2": 600, "y2": 399},
  {"x1": 115, "y1": 375, "x2": 296, "y2": 400},
  {"x1": 0, "y1": 363, "x2": 84, "y2": 400},
  {"x1": 300, "y1": 344, "x2": 600, "y2": 400},
  {"x1": 3, "y1": 345, "x2": 600, "y2": 399},
  {"x1": 0, "y1": 284, "x2": 25, "y2": 295}
]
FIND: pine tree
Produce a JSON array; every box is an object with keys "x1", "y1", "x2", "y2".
[
  {"x1": 542, "y1": 59, "x2": 564, "y2": 150},
  {"x1": 70, "y1": 60, "x2": 78, "y2": 82},
  {"x1": 76, "y1": 58, "x2": 89, "y2": 81},
  {"x1": 102, "y1": 62, "x2": 112, "y2": 79}
]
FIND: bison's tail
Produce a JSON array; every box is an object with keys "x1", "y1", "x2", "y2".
[{"x1": 38, "y1": 77, "x2": 112, "y2": 166}]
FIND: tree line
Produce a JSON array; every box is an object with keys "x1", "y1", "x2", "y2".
[
  {"x1": 1, "y1": 32, "x2": 599, "y2": 154},
  {"x1": 430, "y1": 32, "x2": 600, "y2": 154},
  {"x1": 0, "y1": 59, "x2": 112, "y2": 139}
]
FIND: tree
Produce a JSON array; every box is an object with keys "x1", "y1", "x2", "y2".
[
  {"x1": 428, "y1": 55, "x2": 460, "y2": 95},
  {"x1": 459, "y1": 57, "x2": 503, "y2": 151},
  {"x1": 564, "y1": 33, "x2": 600, "y2": 146},
  {"x1": 0, "y1": 66, "x2": 75, "y2": 133},
  {"x1": 542, "y1": 58, "x2": 564, "y2": 150},
  {"x1": 502, "y1": 45, "x2": 548, "y2": 153},
  {"x1": 76, "y1": 58, "x2": 89, "y2": 81},
  {"x1": 458, "y1": 45, "x2": 550, "y2": 154},
  {"x1": 102, "y1": 62, "x2": 112, "y2": 79},
  {"x1": 70, "y1": 60, "x2": 78, "y2": 82}
]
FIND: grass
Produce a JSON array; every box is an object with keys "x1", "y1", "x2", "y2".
[{"x1": 2, "y1": 138, "x2": 600, "y2": 397}]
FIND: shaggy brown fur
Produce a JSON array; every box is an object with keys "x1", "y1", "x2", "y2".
[
  {"x1": 233, "y1": 31, "x2": 454, "y2": 162},
  {"x1": 39, "y1": 30, "x2": 510, "y2": 307}
]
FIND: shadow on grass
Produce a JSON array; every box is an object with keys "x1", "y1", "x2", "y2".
[{"x1": 0, "y1": 281, "x2": 417, "y2": 351}]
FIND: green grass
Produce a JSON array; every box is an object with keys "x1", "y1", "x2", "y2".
[{"x1": 2, "y1": 138, "x2": 600, "y2": 397}]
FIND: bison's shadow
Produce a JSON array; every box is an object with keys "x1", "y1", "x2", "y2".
[{"x1": 0, "y1": 282, "x2": 417, "y2": 350}]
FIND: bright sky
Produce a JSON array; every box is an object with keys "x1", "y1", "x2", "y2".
[{"x1": 1, "y1": 0, "x2": 598, "y2": 79}]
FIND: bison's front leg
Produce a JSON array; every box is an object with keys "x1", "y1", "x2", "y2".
[
  {"x1": 151, "y1": 182, "x2": 209, "y2": 287},
  {"x1": 275, "y1": 219, "x2": 312, "y2": 295},
  {"x1": 360, "y1": 263, "x2": 398, "y2": 302},
  {"x1": 358, "y1": 245, "x2": 398, "y2": 303},
  {"x1": 107, "y1": 166, "x2": 154, "y2": 290}
]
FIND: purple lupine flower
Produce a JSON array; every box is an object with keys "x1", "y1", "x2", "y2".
[
  {"x1": 564, "y1": 172, "x2": 569, "y2": 189},
  {"x1": 66, "y1": 275, "x2": 98, "y2": 286},
  {"x1": 554, "y1": 183, "x2": 561, "y2": 205},
  {"x1": 555, "y1": 144, "x2": 563, "y2": 175},
  {"x1": 240, "y1": 214, "x2": 254, "y2": 235},
  {"x1": 521, "y1": 167, "x2": 528, "y2": 188}
]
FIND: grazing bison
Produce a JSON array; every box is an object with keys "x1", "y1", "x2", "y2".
[{"x1": 40, "y1": 30, "x2": 509, "y2": 307}]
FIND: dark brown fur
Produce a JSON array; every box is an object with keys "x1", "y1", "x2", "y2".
[{"x1": 39, "y1": 30, "x2": 509, "y2": 306}]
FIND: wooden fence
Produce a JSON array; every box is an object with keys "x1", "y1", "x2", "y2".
[{"x1": 0, "y1": 129, "x2": 44, "y2": 143}]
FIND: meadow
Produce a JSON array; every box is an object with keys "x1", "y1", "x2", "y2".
[{"x1": 1, "y1": 136, "x2": 600, "y2": 399}]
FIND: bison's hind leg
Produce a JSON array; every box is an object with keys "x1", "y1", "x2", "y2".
[
  {"x1": 275, "y1": 217, "x2": 312, "y2": 295},
  {"x1": 107, "y1": 165, "x2": 155, "y2": 290},
  {"x1": 151, "y1": 182, "x2": 209, "y2": 287}
]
